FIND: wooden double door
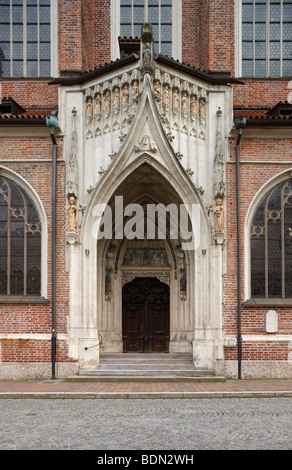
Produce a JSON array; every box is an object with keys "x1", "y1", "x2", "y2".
[{"x1": 122, "y1": 277, "x2": 170, "y2": 353}]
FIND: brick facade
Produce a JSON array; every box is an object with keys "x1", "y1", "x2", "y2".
[{"x1": 0, "y1": 0, "x2": 291, "y2": 379}]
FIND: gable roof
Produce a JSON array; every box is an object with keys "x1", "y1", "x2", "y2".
[
  {"x1": 234, "y1": 101, "x2": 292, "y2": 126},
  {"x1": 49, "y1": 52, "x2": 243, "y2": 87},
  {"x1": 0, "y1": 97, "x2": 56, "y2": 125}
]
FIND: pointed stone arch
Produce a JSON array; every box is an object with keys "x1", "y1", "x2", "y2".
[{"x1": 66, "y1": 72, "x2": 225, "y2": 372}]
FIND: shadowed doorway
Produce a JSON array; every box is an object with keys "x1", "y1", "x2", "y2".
[{"x1": 122, "y1": 277, "x2": 170, "y2": 353}]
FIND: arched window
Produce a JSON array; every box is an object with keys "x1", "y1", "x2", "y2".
[
  {"x1": 0, "y1": 175, "x2": 41, "y2": 296},
  {"x1": 251, "y1": 178, "x2": 292, "y2": 298}
]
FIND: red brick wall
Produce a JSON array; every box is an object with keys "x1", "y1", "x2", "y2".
[
  {"x1": 190, "y1": 0, "x2": 234, "y2": 73},
  {"x1": 224, "y1": 136, "x2": 292, "y2": 362},
  {"x1": 225, "y1": 341, "x2": 290, "y2": 361},
  {"x1": 0, "y1": 136, "x2": 72, "y2": 364},
  {"x1": 82, "y1": 0, "x2": 94, "y2": 72},
  {"x1": 57, "y1": 0, "x2": 111, "y2": 73},
  {"x1": 58, "y1": 0, "x2": 83, "y2": 73},
  {"x1": 207, "y1": 0, "x2": 234, "y2": 73},
  {"x1": 197, "y1": 0, "x2": 209, "y2": 71},
  {"x1": 182, "y1": 0, "x2": 199, "y2": 68},
  {"x1": 233, "y1": 79, "x2": 291, "y2": 109},
  {"x1": 93, "y1": 0, "x2": 111, "y2": 67},
  {"x1": 0, "y1": 339, "x2": 70, "y2": 363},
  {"x1": 0, "y1": 80, "x2": 59, "y2": 110}
]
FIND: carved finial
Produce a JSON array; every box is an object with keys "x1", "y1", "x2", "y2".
[{"x1": 140, "y1": 23, "x2": 154, "y2": 75}]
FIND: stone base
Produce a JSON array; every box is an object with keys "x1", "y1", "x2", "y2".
[
  {"x1": 220, "y1": 360, "x2": 292, "y2": 379},
  {"x1": 99, "y1": 341, "x2": 123, "y2": 353},
  {"x1": 169, "y1": 341, "x2": 192, "y2": 354},
  {"x1": 0, "y1": 362, "x2": 79, "y2": 381}
]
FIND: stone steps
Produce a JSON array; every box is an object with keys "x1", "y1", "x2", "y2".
[{"x1": 68, "y1": 353, "x2": 226, "y2": 383}]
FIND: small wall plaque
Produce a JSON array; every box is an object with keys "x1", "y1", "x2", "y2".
[{"x1": 266, "y1": 310, "x2": 278, "y2": 333}]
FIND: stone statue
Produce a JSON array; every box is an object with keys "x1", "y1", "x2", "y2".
[
  {"x1": 134, "y1": 134, "x2": 157, "y2": 153},
  {"x1": 199, "y1": 98, "x2": 206, "y2": 119},
  {"x1": 86, "y1": 97, "x2": 93, "y2": 117},
  {"x1": 214, "y1": 131, "x2": 225, "y2": 197},
  {"x1": 163, "y1": 84, "x2": 170, "y2": 105},
  {"x1": 95, "y1": 93, "x2": 101, "y2": 114},
  {"x1": 105, "y1": 269, "x2": 111, "y2": 293},
  {"x1": 154, "y1": 80, "x2": 161, "y2": 97},
  {"x1": 214, "y1": 197, "x2": 225, "y2": 233},
  {"x1": 103, "y1": 90, "x2": 111, "y2": 111},
  {"x1": 143, "y1": 43, "x2": 151, "y2": 66},
  {"x1": 190, "y1": 95, "x2": 197, "y2": 115},
  {"x1": 67, "y1": 196, "x2": 78, "y2": 233},
  {"x1": 122, "y1": 84, "x2": 129, "y2": 104},
  {"x1": 113, "y1": 87, "x2": 120, "y2": 108},
  {"x1": 67, "y1": 107, "x2": 78, "y2": 196},
  {"x1": 173, "y1": 88, "x2": 179, "y2": 108},
  {"x1": 182, "y1": 92, "x2": 188, "y2": 111},
  {"x1": 213, "y1": 108, "x2": 225, "y2": 198},
  {"x1": 132, "y1": 80, "x2": 139, "y2": 98}
]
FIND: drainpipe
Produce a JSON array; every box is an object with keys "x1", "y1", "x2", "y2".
[
  {"x1": 234, "y1": 116, "x2": 247, "y2": 380},
  {"x1": 46, "y1": 112, "x2": 59, "y2": 380}
]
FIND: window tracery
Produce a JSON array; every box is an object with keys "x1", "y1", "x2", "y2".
[
  {"x1": 251, "y1": 179, "x2": 292, "y2": 298},
  {"x1": 0, "y1": 175, "x2": 41, "y2": 296}
]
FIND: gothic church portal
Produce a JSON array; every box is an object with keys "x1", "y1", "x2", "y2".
[{"x1": 63, "y1": 28, "x2": 232, "y2": 373}]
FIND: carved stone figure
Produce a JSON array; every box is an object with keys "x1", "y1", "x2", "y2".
[
  {"x1": 182, "y1": 92, "x2": 188, "y2": 111},
  {"x1": 122, "y1": 84, "x2": 129, "y2": 104},
  {"x1": 163, "y1": 84, "x2": 170, "y2": 105},
  {"x1": 67, "y1": 196, "x2": 78, "y2": 232},
  {"x1": 105, "y1": 269, "x2": 111, "y2": 293},
  {"x1": 134, "y1": 134, "x2": 157, "y2": 153},
  {"x1": 143, "y1": 43, "x2": 151, "y2": 66},
  {"x1": 173, "y1": 88, "x2": 179, "y2": 108},
  {"x1": 95, "y1": 93, "x2": 101, "y2": 114},
  {"x1": 214, "y1": 132, "x2": 225, "y2": 197},
  {"x1": 86, "y1": 97, "x2": 93, "y2": 117},
  {"x1": 154, "y1": 80, "x2": 161, "y2": 97},
  {"x1": 190, "y1": 95, "x2": 197, "y2": 115},
  {"x1": 214, "y1": 197, "x2": 225, "y2": 233},
  {"x1": 180, "y1": 269, "x2": 187, "y2": 292},
  {"x1": 103, "y1": 90, "x2": 111, "y2": 111},
  {"x1": 199, "y1": 98, "x2": 206, "y2": 119},
  {"x1": 113, "y1": 87, "x2": 120, "y2": 108},
  {"x1": 67, "y1": 107, "x2": 78, "y2": 196},
  {"x1": 132, "y1": 80, "x2": 139, "y2": 98},
  {"x1": 214, "y1": 108, "x2": 225, "y2": 198}
]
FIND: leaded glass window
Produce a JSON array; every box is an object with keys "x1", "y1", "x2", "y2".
[
  {"x1": 251, "y1": 179, "x2": 292, "y2": 298},
  {"x1": 120, "y1": 0, "x2": 173, "y2": 56},
  {"x1": 242, "y1": 0, "x2": 292, "y2": 78},
  {"x1": 0, "y1": 0, "x2": 51, "y2": 78},
  {"x1": 0, "y1": 176, "x2": 41, "y2": 296}
]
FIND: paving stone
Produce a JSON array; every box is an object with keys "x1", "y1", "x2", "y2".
[{"x1": 0, "y1": 397, "x2": 292, "y2": 450}]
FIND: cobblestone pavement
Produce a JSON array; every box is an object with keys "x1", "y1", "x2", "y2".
[{"x1": 0, "y1": 397, "x2": 291, "y2": 451}]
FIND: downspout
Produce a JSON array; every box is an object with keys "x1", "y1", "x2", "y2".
[
  {"x1": 46, "y1": 112, "x2": 59, "y2": 380},
  {"x1": 234, "y1": 116, "x2": 247, "y2": 380}
]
